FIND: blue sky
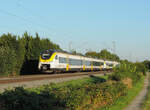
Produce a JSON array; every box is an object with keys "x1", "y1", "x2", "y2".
[{"x1": 0, "y1": 0, "x2": 150, "y2": 61}]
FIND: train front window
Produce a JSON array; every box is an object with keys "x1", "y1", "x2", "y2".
[{"x1": 41, "y1": 50, "x2": 53, "y2": 60}]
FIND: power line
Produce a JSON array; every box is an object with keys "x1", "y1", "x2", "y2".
[
  {"x1": 0, "y1": 9, "x2": 31, "y2": 23},
  {"x1": 0, "y1": 0, "x2": 54, "y2": 34},
  {"x1": 0, "y1": 8, "x2": 55, "y2": 37},
  {"x1": 1, "y1": 1, "x2": 77, "y2": 48},
  {"x1": 15, "y1": 0, "x2": 75, "y2": 40},
  {"x1": 17, "y1": 0, "x2": 47, "y2": 21},
  {"x1": 16, "y1": 0, "x2": 57, "y2": 35}
]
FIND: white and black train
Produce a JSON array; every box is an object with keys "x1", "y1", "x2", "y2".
[{"x1": 38, "y1": 50, "x2": 119, "y2": 72}]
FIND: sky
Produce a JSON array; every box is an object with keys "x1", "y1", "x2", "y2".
[{"x1": 0, "y1": 0, "x2": 150, "y2": 62}]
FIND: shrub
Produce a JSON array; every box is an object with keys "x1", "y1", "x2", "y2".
[
  {"x1": 135, "y1": 62, "x2": 147, "y2": 75},
  {"x1": 0, "y1": 78, "x2": 127, "y2": 110},
  {"x1": 109, "y1": 62, "x2": 144, "y2": 84}
]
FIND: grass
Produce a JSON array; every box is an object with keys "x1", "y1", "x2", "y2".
[
  {"x1": 28, "y1": 74, "x2": 108, "y2": 92},
  {"x1": 98, "y1": 76, "x2": 145, "y2": 110},
  {"x1": 141, "y1": 73, "x2": 150, "y2": 110},
  {"x1": 58, "y1": 75, "x2": 108, "y2": 86}
]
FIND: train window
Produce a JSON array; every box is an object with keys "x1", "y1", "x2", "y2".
[
  {"x1": 93, "y1": 61, "x2": 104, "y2": 66},
  {"x1": 81, "y1": 60, "x2": 83, "y2": 65},
  {"x1": 41, "y1": 50, "x2": 53, "y2": 60},
  {"x1": 93, "y1": 61, "x2": 98, "y2": 66},
  {"x1": 59, "y1": 57, "x2": 66, "y2": 63},
  {"x1": 69, "y1": 58, "x2": 82, "y2": 66},
  {"x1": 106, "y1": 63, "x2": 113, "y2": 67},
  {"x1": 85, "y1": 61, "x2": 91, "y2": 66},
  {"x1": 55, "y1": 55, "x2": 58, "y2": 60},
  {"x1": 100, "y1": 62, "x2": 104, "y2": 66}
]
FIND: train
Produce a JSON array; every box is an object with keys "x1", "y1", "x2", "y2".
[{"x1": 38, "y1": 49, "x2": 119, "y2": 73}]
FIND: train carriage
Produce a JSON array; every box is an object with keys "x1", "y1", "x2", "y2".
[{"x1": 38, "y1": 49, "x2": 119, "y2": 73}]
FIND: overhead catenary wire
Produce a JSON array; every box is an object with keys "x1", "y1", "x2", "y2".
[
  {"x1": 0, "y1": 8, "x2": 37, "y2": 34},
  {"x1": 16, "y1": 0, "x2": 77, "y2": 44},
  {"x1": 16, "y1": 0, "x2": 74, "y2": 39},
  {"x1": 0, "y1": 0, "x2": 85, "y2": 53},
  {"x1": 0, "y1": 8, "x2": 55, "y2": 37}
]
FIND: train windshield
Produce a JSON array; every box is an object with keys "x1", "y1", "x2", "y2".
[{"x1": 41, "y1": 50, "x2": 54, "y2": 60}]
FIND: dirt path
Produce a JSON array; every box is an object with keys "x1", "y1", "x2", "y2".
[{"x1": 124, "y1": 73, "x2": 149, "y2": 110}]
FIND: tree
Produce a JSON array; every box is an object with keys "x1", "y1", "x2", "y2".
[
  {"x1": 85, "y1": 49, "x2": 120, "y2": 61},
  {"x1": 85, "y1": 51, "x2": 99, "y2": 58},
  {"x1": 0, "y1": 32, "x2": 62, "y2": 76},
  {"x1": 0, "y1": 46, "x2": 17, "y2": 76},
  {"x1": 19, "y1": 32, "x2": 62, "y2": 74},
  {"x1": 143, "y1": 60, "x2": 150, "y2": 70},
  {"x1": 0, "y1": 33, "x2": 19, "y2": 76}
]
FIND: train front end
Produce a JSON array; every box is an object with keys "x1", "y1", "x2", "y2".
[{"x1": 38, "y1": 50, "x2": 56, "y2": 71}]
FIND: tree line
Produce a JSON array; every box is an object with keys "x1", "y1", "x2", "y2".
[
  {"x1": 0, "y1": 32, "x2": 61, "y2": 76},
  {"x1": 0, "y1": 32, "x2": 148, "y2": 76},
  {"x1": 85, "y1": 49, "x2": 120, "y2": 61},
  {"x1": 84, "y1": 50, "x2": 150, "y2": 72}
]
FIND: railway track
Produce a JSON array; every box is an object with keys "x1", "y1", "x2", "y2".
[
  {"x1": 0, "y1": 71, "x2": 111, "y2": 92},
  {"x1": 0, "y1": 71, "x2": 109, "y2": 84}
]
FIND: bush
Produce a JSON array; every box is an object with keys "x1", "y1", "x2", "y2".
[
  {"x1": 109, "y1": 62, "x2": 144, "y2": 84},
  {"x1": 143, "y1": 60, "x2": 150, "y2": 70},
  {"x1": 135, "y1": 62, "x2": 147, "y2": 75},
  {"x1": 0, "y1": 78, "x2": 127, "y2": 110}
]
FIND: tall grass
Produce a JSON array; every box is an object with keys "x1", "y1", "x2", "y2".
[
  {"x1": 99, "y1": 76, "x2": 145, "y2": 110},
  {"x1": 98, "y1": 62, "x2": 146, "y2": 110}
]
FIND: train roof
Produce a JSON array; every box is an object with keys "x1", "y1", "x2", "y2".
[{"x1": 41, "y1": 49, "x2": 119, "y2": 63}]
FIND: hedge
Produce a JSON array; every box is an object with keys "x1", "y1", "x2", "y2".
[{"x1": 0, "y1": 32, "x2": 61, "y2": 76}]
